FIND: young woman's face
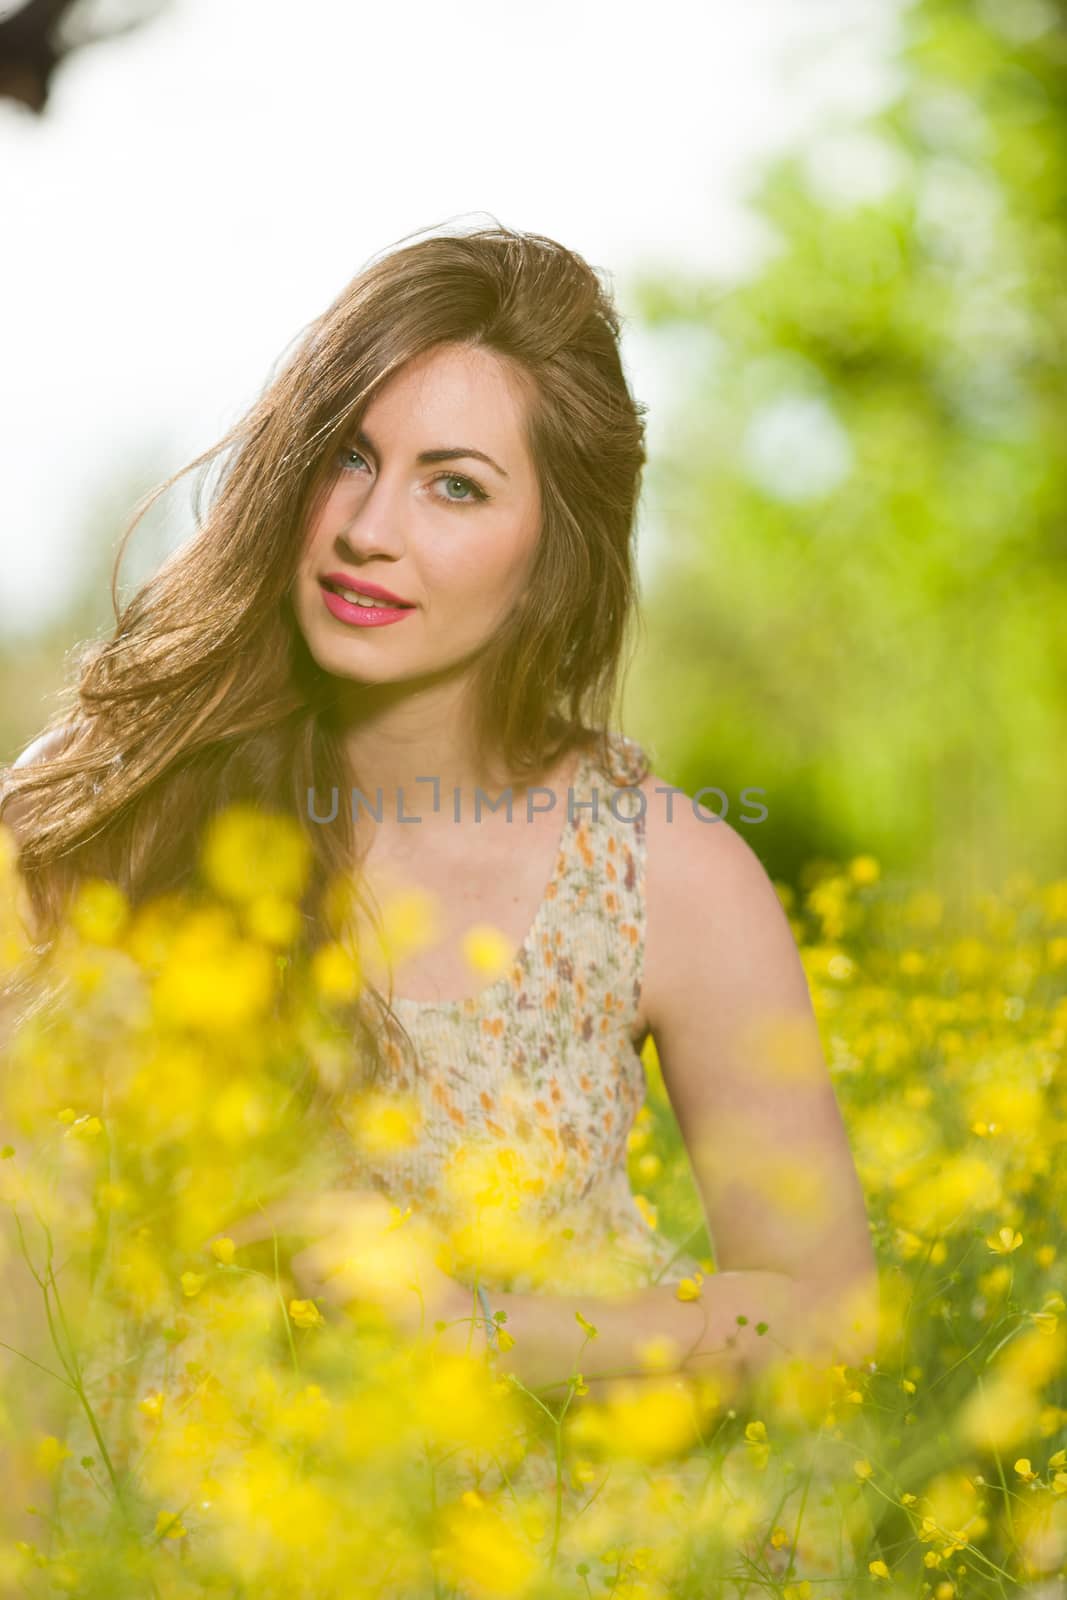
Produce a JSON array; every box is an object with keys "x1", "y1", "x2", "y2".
[{"x1": 290, "y1": 341, "x2": 542, "y2": 689}]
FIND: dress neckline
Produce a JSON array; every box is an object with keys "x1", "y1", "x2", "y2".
[{"x1": 387, "y1": 745, "x2": 591, "y2": 1015}]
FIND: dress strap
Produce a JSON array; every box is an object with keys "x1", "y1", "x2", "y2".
[{"x1": 540, "y1": 730, "x2": 648, "y2": 1039}]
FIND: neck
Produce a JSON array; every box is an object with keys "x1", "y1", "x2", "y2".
[{"x1": 324, "y1": 677, "x2": 567, "y2": 820}]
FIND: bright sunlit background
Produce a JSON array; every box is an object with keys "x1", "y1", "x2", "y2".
[
  {"x1": 0, "y1": 0, "x2": 899, "y2": 626},
  {"x1": 2, "y1": 0, "x2": 1063, "y2": 887},
  {"x1": 4, "y1": 9, "x2": 1067, "y2": 1589}
]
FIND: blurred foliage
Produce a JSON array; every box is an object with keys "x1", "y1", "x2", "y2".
[
  {"x1": 0, "y1": 455, "x2": 178, "y2": 762},
  {"x1": 626, "y1": 0, "x2": 1067, "y2": 894},
  {"x1": 641, "y1": 852, "x2": 1067, "y2": 1593},
  {"x1": 0, "y1": 809, "x2": 880, "y2": 1596},
  {"x1": 4, "y1": 813, "x2": 1067, "y2": 1592}
]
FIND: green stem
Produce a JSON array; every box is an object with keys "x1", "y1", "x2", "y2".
[
  {"x1": 15, "y1": 1208, "x2": 125, "y2": 1495},
  {"x1": 0, "y1": 1338, "x2": 74, "y2": 1388},
  {"x1": 271, "y1": 1230, "x2": 301, "y2": 1374}
]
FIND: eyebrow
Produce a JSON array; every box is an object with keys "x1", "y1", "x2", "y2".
[{"x1": 352, "y1": 427, "x2": 509, "y2": 480}]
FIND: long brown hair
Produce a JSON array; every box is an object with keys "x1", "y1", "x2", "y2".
[{"x1": 0, "y1": 219, "x2": 650, "y2": 1076}]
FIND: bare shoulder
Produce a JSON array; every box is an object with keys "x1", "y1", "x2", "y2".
[
  {"x1": 636, "y1": 767, "x2": 808, "y2": 1038},
  {"x1": 1, "y1": 722, "x2": 78, "y2": 845},
  {"x1": 11, "y1": 725, "x2": 77, "y2": 769},
  {"x1": 633, "y1": 769, "x2": 878, "y2": 1341}
]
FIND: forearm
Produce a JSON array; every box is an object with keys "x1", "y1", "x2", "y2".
[{"x1": 481, "y1": 1269, "x2": 804, "y2": 1402}]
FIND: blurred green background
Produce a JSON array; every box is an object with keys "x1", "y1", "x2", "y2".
[
  {"x1": 4, "y1": 0, "x2": 1063, "y2": 899},
  {"x1": 622, "y1": 0, "x2": 1067, "y2": 896}
]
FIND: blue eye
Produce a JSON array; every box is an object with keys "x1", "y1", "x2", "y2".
[
  {"x1": 432, "y1": 472, "x2": 489, "y2": 506},
  {"x1": 336, "y1": 447, "x2": 490, "y2": 508}
]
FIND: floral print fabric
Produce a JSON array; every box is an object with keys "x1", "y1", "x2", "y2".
[{"x1": 333, "y1": 731, "x2": 705, "y2": 1296}]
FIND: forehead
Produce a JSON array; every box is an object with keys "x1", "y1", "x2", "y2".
[{"x1": 363, "y1": 343, "x2": 530, "y2": 434}]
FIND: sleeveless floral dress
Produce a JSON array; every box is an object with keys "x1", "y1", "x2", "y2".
[
  {"x1": 51, "y1": 730, "x2": 872, "y2": 1592},
  {"x1": 327, "y1": 729, "x2": 705, "y2": 1297},
  {"x1": 323, "y1": 728, "x2": 873, "y2": 1595}
]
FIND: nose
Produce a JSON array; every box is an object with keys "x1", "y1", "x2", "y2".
[{"x1": 335, "y1": 473, "x2": 408, "y2": 561}]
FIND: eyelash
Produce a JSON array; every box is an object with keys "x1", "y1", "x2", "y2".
[{"x1": 337, "y1": 447, "x2": 490, "y2": 507}]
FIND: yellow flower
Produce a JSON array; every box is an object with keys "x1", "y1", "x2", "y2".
[
  {"x1": 745, "y1": 1420, "x2": 767, "y2": 1444},
  {"x1": 461, "y1": 924, "x2": 514, "y2": 978},
  {"x1": 853, "y1": 1458, "x2": 874, "y2": 1479},
  {"x1": 154, "y1": 1510, "x2": 187, "y2": 1539},
  {"x1": 209, "y1": 1077, "x2": 271, "y2": 1144},
  {"x1": 848, "y1": 856, "x2": 880, "y2": 886},
  {"x1": 341, "y1": 1091, "x2": 422, "y2": 1156},
  {"x1": 434, "y1": 1498, "x2": 538, "y2": 1597},
  {"x1": 289, "y1": 1299, "x2": 324, "y2": 1329},
  {"x1": 378, "y1": 887, "x2": 441, "y2": 965},
  {"x1": 96, "y1": 1179, "x2": 134, "y2": 1211},
  {"x1": 566, "y1": 1380, "x2": 700, "y2": 1464},
  {"x1": 675, "y1": 1272, "x2": 704, "y2": 1302},
  {"x1": 33, "y1": 1436, "x2": 72, "y2": 1475},
  {"x1": 69, "y1": 878, "x2": 130, "y2": 945},
  {"x1": 986, "y1": 1226, "x2": 1023, "y2": 1254},
  {"x1": 959, "y1": 1375, "x2": 1039, "y2": 1450},
  {"x1": 198, "y1": 804, "x2": 311, "y2": 904},
  {"x1": 311, "y1": 940, "x2": 363, "y2": 1003},
  {"x1": 1014, "y1": 1458, "x2": 1037, "y2": 1481},
  {"x1": 139, "y1": 1391, "x2": 165, "y2": 1420},
  {"x1": 152, "y1": 909, "x2": 276, "y2": 1029},
  {"x1": 65, "y1": 1114, "x2": 103, "y2": 1139},
  {"x1": 869, "y1": 1559, "x2": 890, "y2": 1578},
  {"x1": 210, "y1": 1236, "x2": 236, "y2": 1266},
  {"x1": 243, "y1": 892, "x2": 302, "y2": 948},
  {"x1": 181, "y1": 1271, "x2": 205, "y2": 1298},
  {"x1": 893, "y1": 1153, "x2": 1002, "y2": 1237},
  {"x1": 634, "y1": 1335, "x2": 681, "y2": 1372}
]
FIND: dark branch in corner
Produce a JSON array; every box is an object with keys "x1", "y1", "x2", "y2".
[{"x1": 0, "y1": 0, "x2": 169, "y2": 114}]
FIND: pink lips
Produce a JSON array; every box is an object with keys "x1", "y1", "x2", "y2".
[
  {"x1": 319, "y1": 578, "x2": 415, "y2": 629},
  {"x1": 320, "y1": 572, "x2": 413, "y2": 607}
]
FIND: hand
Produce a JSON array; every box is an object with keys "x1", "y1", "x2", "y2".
[{"x1": 207, "y1": 1187, "x2": 477, "y2": 1346}]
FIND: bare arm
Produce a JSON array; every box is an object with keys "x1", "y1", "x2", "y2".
[{"x1": 475, "y1": 782, "x2": 879, "y2": 1402}]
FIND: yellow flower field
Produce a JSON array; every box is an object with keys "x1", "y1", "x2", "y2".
[{"x1": 1, "y1": 810, "x2": 1065, "y2": 1597}]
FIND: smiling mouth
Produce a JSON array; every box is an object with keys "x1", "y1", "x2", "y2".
[{"x1": 320, "y1": 579, "x2": 414, "y2": 609}]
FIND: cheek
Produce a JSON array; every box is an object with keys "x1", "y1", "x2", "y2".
[
  {"x1": 427, "y1": 521, "x2": 537, "y2": 608},
  {"x1": 301, "y1": 484, "x2": 345, "y2": 558}
]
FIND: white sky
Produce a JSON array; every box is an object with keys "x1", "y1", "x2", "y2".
[{"x1": 0, "y1": 0, "x2": 900, "y2": 638}]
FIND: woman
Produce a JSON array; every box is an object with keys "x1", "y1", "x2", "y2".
[{"x1": 1, "y1": 223, "x2": 877, "y2": 1407}]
